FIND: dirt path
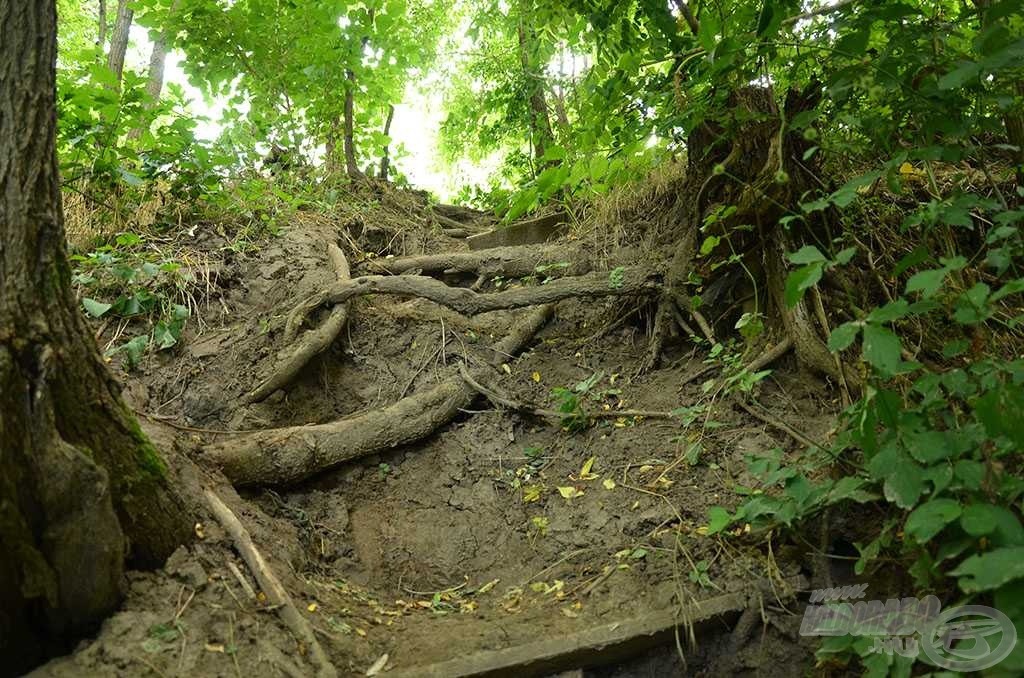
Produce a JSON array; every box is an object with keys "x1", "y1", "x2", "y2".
[{"x1": 38, "y1": 198, "x2": 836, "y2": 677}]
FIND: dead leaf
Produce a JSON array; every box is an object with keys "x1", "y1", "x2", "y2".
[
  {"x1": 603, "y1": 478, "x2": 616, "y2": 490},
  {"x1": 531, "y1": 371, "x2": 541, "y2": 382},
  {"x1": 366, "y1": 653, "x2": 389, "y2": 676},
  {"x1": 579, "y1": 456, "x2": 598, "y2": 480},
  {"x1": 557, "y1": 486, "x2": 584, "y2": 500}
]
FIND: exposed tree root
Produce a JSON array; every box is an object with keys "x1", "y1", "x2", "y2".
[
  {"x1": 204, "y1": 489, "x2": 337, "y2": 678},
  {"x1": 250, "y1": 243, "x2": 350, "y2": 402},
  {"x1": 286, "y1": 266, "x2": 657, "y2": 332},
  {"x1": 765, "y1": 234, "x2": 862, "y2": 393},
  {"x1": 361, "y1": 242, "x2": 590, "y2": 278},
  {"x1": 458, "y1": 365, "x2": 677, "y2": 420},
  {"x1": 206, "y1": 305, "x2": 554, "y2": 486}
]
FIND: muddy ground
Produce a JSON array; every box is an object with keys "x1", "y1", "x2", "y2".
[{"x1": 36, "y1": 191, "x2": 840, "y2": 677}]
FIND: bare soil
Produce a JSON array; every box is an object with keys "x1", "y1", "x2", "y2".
[{"x1": 35, "y1": 192, "x2": 839, "y2": 677}]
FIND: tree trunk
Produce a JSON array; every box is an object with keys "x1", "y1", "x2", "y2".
[
  {"x1": 106, "y1": 0, "x2": 133, "y2": 85},
  {"x1": 379, "y1": 103, "x2": 395, "y2": 181},
  {"x1": 143, "y1": 0, "x2": 180, "y2": 101},
  {"x1": 974, "y1": 0, "x2": 1024, "y2": 186},
  {"x1": 343, "y1": 72, "x2": 361, "y2": 177},
  {"x1": 516, "y1": 17, "x2": 554, "y2": 167},
  {"x1": 98, "y1": 0, "x2": 107, "y2": 46},
  {"x1": 128, "y1": 0, "x2": 180, "y2": 140},
  {"x1": 0, "y1": 1, "x2": 191, "y2": 672}
]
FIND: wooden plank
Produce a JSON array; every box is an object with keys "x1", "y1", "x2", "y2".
[
  {"x1": 467, "y1": 212, "x2": 569, "y2": 251},
  {"x1": 388, "y1": 576, "x2": 805, "y2": 678}
]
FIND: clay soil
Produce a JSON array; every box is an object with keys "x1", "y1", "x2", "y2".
[{"x1": 35, "y1": 190, "x2": 839, "y2": 677}]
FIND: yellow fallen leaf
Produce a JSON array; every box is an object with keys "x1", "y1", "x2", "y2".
[
  {"x1": 580, "y1": 456, "x2": 597, "y2": 480},
  {"x1": 307, "y1": 602, "x2": 318, "y2": 613},
  {"x1": 205, "y1": 643, "x2": 225, "y2": 653},
  {"x1": 558, "y1": 486, "x2": 584, "y2": 500},
  {"x1": 355, "y1": 627, "x2": 367, "y2": 637},
  {"x1": 476, "y1": 578, "x2": 500, "y2": 595},
  {"x1": 522, "y1": 485, "x2": 543, "y2": 503},
  {"x1": 531, "y1": 371, "x2": 541, "y2": 382},
  {"x1": 502, "y1": 363, "x2": 512, "y2": 375},
  {"x1": 603, "y1": 478, "x2": 616, "y2": 490}
]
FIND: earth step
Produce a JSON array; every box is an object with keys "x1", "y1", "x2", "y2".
[
  {"x1": 468, "y1": 211, "x2": 568, "y2": 251},
  {"x1": 388, "y1": 575, "x2": 806, "y2": 678}
]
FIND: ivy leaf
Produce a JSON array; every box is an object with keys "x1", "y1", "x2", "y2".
[
  {"x1": 862, "y1": 324, "x2": 903, "y2": 374},
  {"x1": 706, "y1": 506, "x2": 732, "y2": 534},
  {"x1": 905, "y1": 499, "x2": 962, "y2": 543},
  {"x1": 951, "y1": 547, "x2": 1024, "y2": 593},
  {"x1": 82, "y1": 297, "x2": 112, "y2": 318}
]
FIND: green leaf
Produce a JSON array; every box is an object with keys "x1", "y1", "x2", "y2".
[
  {"x1": 82, "y1": 297, "x2": 112, "y2": 318},
  {"x1": 121, "y1": 335, "x2": 149, "y2": 369},
  {"x1": 862, "y1": 324, "x2": 903, "y2": 374},
  {"x1": 938, "y1": 61, "x2": 982, "y2": 90},
  {"x1": 788, "y1": 245, "x2": 827, "y2": 265},
  {"x1": 867, "y1": 444, "x2": 925, "y2": 509},
  {"x1": 706, "y1": 506, "x2": 732, "y2": 534},
  {"x1": 867, "y1": 300, "x2": 910, "y2": 323},
  {"x1": 961, "y1": 504, "x2": 1003, "y2": 536},
  {"x1": 905, "y1": 499, "x2": 961, "y2": 543},
  {"x1": 951, "y1": 547, "x2": 1024, "y2": 593},
  {"x1": 699, "y1": 235, "x2": 721, "y2": 256},
  {"x1": 784, "y1": 262, "x2": 823, "y2": 307},
  {"x1": 828, "y1": 322, "x2": 861, "y2": 352},
  {"x1": 905, "y1": 268, "x2": 948, "y2": 298}
]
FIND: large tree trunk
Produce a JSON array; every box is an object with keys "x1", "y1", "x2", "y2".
[
  {"x1": 343, "y1": 72, "x2": 361, "y2": 177},
  {"x1": 0, "y1": 1, "x2": 191, "y2": 673},
  {"x1": 97, "y1": 0, "x2": 107, "y2": 46},
  {"x1": 106, "y1": 0, "x2": 133, "y2": 85},
  {"x1": 128, "y1": 0, "x2": 180, "y2": 139},
  {"x1": 379, "y1": 103, "x2": 395, "y2": 181},
  {"x1": 516, "y1": 16, "x2": 554, "y2": 168},
  {"x1": 143, "y1": 0, "x2": 180, "y2": 101}
]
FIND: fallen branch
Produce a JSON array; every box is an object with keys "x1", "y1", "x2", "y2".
[
  {"x1": 249, "y1": 243, "x2": 350, "y2": 403},
  {"x1": 204, "y1": 489, "x2": 337, "y2": 678},
  {"x1": 287, "y1": 266, "x2": 656, "y2": 332},
  {"x1": 361, "y1": 242, "x2": 590, "y2": 278},
  {"x1": 207, "y1": 305, "x2": 555, "y2": 486},
  {"x1": 735, "y1": 397, "x2": 823, "y2": 450}
]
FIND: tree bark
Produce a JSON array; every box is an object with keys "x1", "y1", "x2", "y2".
[
  {"x1": 0, "y1": 1, "x2": 191, "y2": 672},
  {"x1": 379, "y1": 103, "x2": 395, "y2": 181},
  {"x1": 343, "y1": 72, "x2": 361, "y2": 177},
  {"x1": 343, "y1": 9, "x2": 375, "y2": 179},
  {"x1": 143, "y1": 0, "x2": 180, "y2": 101},
  {"x1": 98, "y1": 0, "x2": 107, "y2": 46},
  {"x1": 516, "y1": 15, "x2": 554, "y2": 167},
  {"x1": 106, "y1": 0, "x2": 133, "y2": 85},
  {"x1": 127, "y1": 0, "x2": 180, "y2": 139}
]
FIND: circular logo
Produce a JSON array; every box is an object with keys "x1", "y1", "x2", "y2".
[{"x1": 921, "y1": 605, "x2": 1017, "y2": 672}]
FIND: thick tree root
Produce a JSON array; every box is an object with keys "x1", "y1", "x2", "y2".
[
  {"x1": 204, "y1": 488, "x2": 337, "y2": 678},
  {"x1": 249, "y1": 243, "x2": 350, "y2": 402},
  {"x1": 361, "y1": 242, "x2": 590, "y2": 278},
  {"x1": 287, "y1": 266, "x2": 656, "y2": 332},
  {"x1": 206, "y1": 305, "x2": 554, "y2": 486}
]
